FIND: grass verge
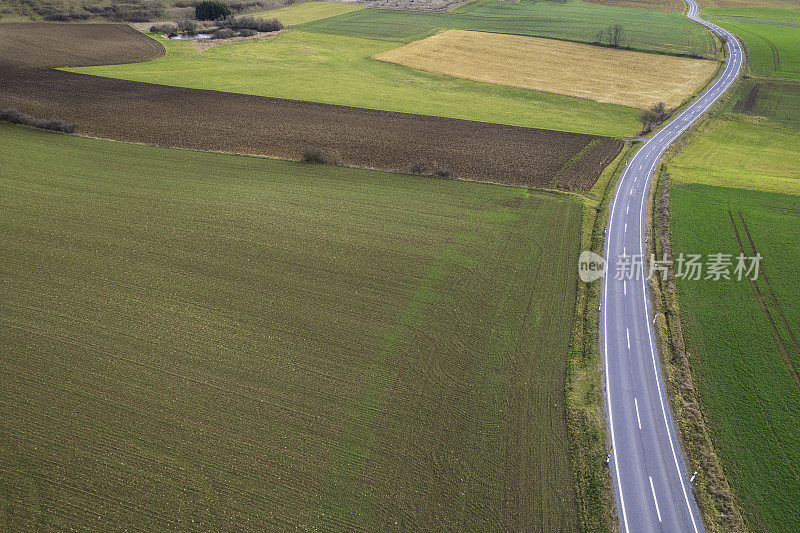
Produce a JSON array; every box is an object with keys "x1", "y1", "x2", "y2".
[{"x1": 565, "y1": 141, "x2": 637, "y2": 532}]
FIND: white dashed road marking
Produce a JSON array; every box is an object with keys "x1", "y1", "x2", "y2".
[{"x1": 649, "y1": 477, "x2": 662, "y2": 523}]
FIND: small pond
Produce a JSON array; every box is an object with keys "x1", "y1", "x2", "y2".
[{"x1": 169, "y1": 33, "x2": 214, "y2": 40}]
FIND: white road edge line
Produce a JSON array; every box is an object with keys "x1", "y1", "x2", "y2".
[
  {"x1": 626, "y1": 327, "x2": 630, "y2": 350},
  {"x1": 649, "y1": 476, "x2": 662, "y2": 523}
]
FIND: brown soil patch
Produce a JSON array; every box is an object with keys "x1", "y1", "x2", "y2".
[
  {"x1": 0, "y1": 22, "x2": 164, "y2": 68},
  {"x1": 734, "y1": 83, "x2": 761, "y2": 113},
  {"x1": 0, "y1": 22, "x2": 622, "y2": 190},
  {"x1": 558, "y1": 138, "x2": 624, "y2": 190}
]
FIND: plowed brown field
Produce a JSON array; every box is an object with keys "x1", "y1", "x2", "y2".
[
  {"x1": 0, "y1": 22, "x2": 164, "y2": 67},
  {"x1": 0, "y1": 23, "x2": 622, "y2": 189}
]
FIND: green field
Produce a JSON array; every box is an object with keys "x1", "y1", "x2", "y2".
[
  {"x1": 706, "y1": 8, "x2": 800, "y2": 78},
  {"x1": 0, "y1": 124, "x2": 584, "y2": 530},
  {"x1": 255, "y1": 1, "x2": 364, "y2": 26},
  {"x1": 724, "y1": 76, "x2": 800, "y2": 127},
  {"x1": 668, "y1": 114, "x2": 800, "y2": 531},
  {"x1": 669, "y1": 114, "x2": 800, "y2": 194},
  {"x1": 69, "y1": 30, "x2": 641, "y2": 137},
  {"x1": 296, "y1": 0, "x2": 717, "y2": 57}
]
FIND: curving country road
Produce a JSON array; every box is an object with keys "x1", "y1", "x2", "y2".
[{"x1": 601, "y1": 1, "x2": 743, "y2": 531}]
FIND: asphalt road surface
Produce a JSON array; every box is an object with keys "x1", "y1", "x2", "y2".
[{"x1": 601, "y1": 1, "x2": 743, "y2": 531}]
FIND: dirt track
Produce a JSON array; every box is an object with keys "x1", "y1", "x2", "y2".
[{"x1": 0, "y1": 23, "x2": 622, "y2": 189}]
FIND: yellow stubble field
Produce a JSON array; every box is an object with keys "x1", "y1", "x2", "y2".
[{"x1": 374, "y1": 30, "x2": 718, "y2": 109}]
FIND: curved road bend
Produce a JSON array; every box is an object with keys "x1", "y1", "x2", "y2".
[{"x1": 601, "y1": 1, "x2": 743, "y2": 531}]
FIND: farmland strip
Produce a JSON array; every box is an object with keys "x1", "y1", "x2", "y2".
[{"x1": 0, "y1": 61, "x2": 618, "y2": 190}]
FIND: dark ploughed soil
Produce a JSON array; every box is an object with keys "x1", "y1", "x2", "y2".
[
  {"x1": 0, "y1": 23, "x2": 165, "y2": 68},
  {"x1": 0, "y1": 23, "x2": 622, "y2": 190}
]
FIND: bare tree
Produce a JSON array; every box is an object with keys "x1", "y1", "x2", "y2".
[
  {"x1": 641, "y1": 108, "x2": 658, "y2": 126},
  {"x1": 609, "y1": 24, "x2": 624, "y2": 48},
  {"x1": 596, "y1": 29, "x2": 605, "y2": 44},
  {"x1": 640, "y1": 101, "x2": 668, "y2": 133}
]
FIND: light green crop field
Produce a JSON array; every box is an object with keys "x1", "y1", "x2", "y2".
[
  {"x1": 69, "y1": 30, "x2": 641, "y2": 137},
  {"x1": 296, "y1": 0, "x2": 717, "y2": 57},
  {"x1": 668, "y1": 114, "x2": 800, "y2": 531},
  {"x1": 255, "y1": 1, "x2": 364, "y2": 26},
  {"x1": 0, "y1": 124, "x2": 583, "y2": 530},
  {"x1": 669, "y1": 115, "x2": 800, "y2": 194},
  {"x1": 699, "y1": 0, "x2": 800, "y2": 8},
  {"x1": 706, "y1": 8, "x2": 800, "y2": 77},
  {"x1": 725, "y1": 76, "x2": 800, "y2": 128}
]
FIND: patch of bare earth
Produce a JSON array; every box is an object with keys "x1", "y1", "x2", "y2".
[
  {"x1": 192, "y1": 30, "x2": 284, "y2": 51},
  {"x1": 0, "y1": 22, "x2": 622, "y2": 190},
  {"x1": 0, "y1": 22, "x2": 164, "y2": 67}
]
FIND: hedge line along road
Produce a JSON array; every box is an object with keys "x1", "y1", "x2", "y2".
[{"x1": 601, "y1": 1, "x2": 743, "y2": 531}]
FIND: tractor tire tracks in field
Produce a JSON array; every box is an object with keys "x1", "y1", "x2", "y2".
[{"x1": 729, "y1": 211, "x2": 800, "y2": 391}]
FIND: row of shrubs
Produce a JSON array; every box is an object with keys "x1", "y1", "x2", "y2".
[
  {"x1": 406, "y1": 161, "x2": 452, "y2": 179},
  {"x1": 0, "y1": 109, "x2": 77, "y2": 134},
  {"x1": 301, "y1": 148, "x2": 453, "y2": 179},
  {"x1": 640, "y1": 101, "x2": 671, "y2": 134},
  {"x1": 193, "y1": 0, "x2": 283, "y2": 21},
  {"x1": 217, "y1": 15, "x2": 282, "y2": 32},
  {"x1": 211, "y1": 27, "x2": 257, "y2": 39},
  {"x1": 151, "y1": 14, "x2": 281, "y2": 36},
  {"x1": 175, "y1": 0, "x2": 266, "y2": 9}
]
